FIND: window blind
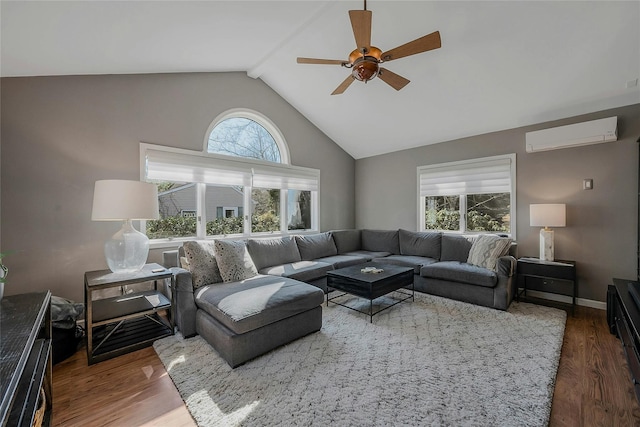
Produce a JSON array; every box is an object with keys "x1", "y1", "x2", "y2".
[
  {"x1": 145, "y1": 148, "x2": 319, "y2": 191},
  {"x1": 418, "y1": 157, "x2": 512, "y2": 197},
  {"x1": 252, "y1": 165, "x2": 319, "y2": 191}
]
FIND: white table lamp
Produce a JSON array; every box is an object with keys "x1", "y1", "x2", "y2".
[
  {"x1": 530, "y1": 203, "x2": 566, "y2": 261},
  {"x1": 92, "y1": 180, "x2": 159, "y2": 273}
]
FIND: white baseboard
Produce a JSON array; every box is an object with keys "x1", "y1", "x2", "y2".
[{"x1": 520, "y1": 289, "x2": 606, "y2": 310}]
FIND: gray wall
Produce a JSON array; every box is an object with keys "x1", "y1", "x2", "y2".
[
  {"x1": 356, "y1": 103, "x2": 640, "y2": 302},
  {"x1": 1, "y1": 72, "x2": 355, "y2": 302}
]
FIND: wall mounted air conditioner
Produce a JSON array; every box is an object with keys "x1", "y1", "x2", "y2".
[{"x1": 525, "y1": 116, "x2": 618, "y2": 153}]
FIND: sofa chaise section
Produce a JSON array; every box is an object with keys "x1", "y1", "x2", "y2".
[
  {"x1": 195, "y1": 275, "x2": 324, "y2": 368},
  {"x1": 165, "y1": 244, "x2": 324, "y2": 368}
]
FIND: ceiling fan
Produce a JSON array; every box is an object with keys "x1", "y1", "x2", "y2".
[{"x1": 297, "y1": 0, "x2": 441, "y2": 95}]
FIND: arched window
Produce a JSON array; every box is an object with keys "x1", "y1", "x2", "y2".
[{"x1": 204, "y1": 109, "x2": 290, "y2": 164}]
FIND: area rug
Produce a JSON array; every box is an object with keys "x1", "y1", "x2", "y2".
[{"x1": 153, "y1": 293, "x2": 566, "y2": 427}]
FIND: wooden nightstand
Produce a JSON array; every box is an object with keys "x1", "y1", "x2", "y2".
[{"x1": 516, "y1": 257, "x2": 577, "y2": 315}]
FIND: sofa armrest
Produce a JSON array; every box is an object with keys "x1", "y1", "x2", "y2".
[
  {"x1": 493, "y1": 256, "x2": 517, "y2": 310},
  {"x1": 171, "y1": 267, "x2": 198, "y2": 338},
  {"x1": 496, "y1": 255, "x2": 516, "y2": 277}
]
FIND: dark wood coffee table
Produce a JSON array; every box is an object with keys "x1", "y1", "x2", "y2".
[{"x1": 326, "y1": 263, "x2": 414, "y2": 322}]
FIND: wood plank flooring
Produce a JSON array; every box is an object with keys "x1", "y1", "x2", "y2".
[{"x1": 52, "y1": 305, "x2": 640, "y2": 426}]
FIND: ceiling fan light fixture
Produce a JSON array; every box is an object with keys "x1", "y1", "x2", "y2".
[{"x1": 351, "y1": 57, "x2": 379, "y2": 82}]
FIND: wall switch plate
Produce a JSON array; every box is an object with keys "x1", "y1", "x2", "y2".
[{"x1": 583, "y1": 178, "x2": 593, "y2": 190}]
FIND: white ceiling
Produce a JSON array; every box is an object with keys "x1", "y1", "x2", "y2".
[{"x1": 2, "y1": 1, "x2": 639, "y2": 159}]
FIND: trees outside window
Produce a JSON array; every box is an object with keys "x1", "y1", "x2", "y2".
[
  {"x1": 251, "y1": 188, "x2": 280, "y2": 233},
  {"x1": 288, "y1": 190, "x2": 312, "y2": 231},
  {"x1": 423, "y1": 194, "x2": 510, "y2": 233},
  {"x1": 208, "y1": 117, "x2": 281, "y2": 162}
]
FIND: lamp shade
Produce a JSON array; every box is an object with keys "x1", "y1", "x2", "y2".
[
  {"x1": 529, "y1": 204, "x2": 566, "y2": 228},
  {"x1": 92, "y1": 180, "x2": 159, "y2": 221}
]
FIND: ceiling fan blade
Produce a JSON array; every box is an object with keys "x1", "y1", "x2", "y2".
[
  {"x1": 381, "y1": 31, "x2": 441, "y2": 62},
  {"x1": 378, "y1": 68, "x2": 410, "y2": 91},
  {"x1": 331, "y1": 75, "x2": 355, "y2": 95},
  {"x1": 348, "y1": 10, "x2": 372, "y2": 52},
  {"x1": 297, "y1": 57, "x2": 346, "y2": 65}
]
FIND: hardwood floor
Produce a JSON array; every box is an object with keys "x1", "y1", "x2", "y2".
[
  {"x1": 550, "y1": 306, "x2": 640, "y2": 426},
  {"x1": 52, "y1": 305, "x2": 640, "y2": 426},
  {"x1": 52, "y1": 347, "x2": 195, "y2": 426}
]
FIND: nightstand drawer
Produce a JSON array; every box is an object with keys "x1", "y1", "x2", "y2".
[
  {"x1": 517, "y1": 262, "x2": 575, "y2": 281},
  {"x1": 522, "y1": 276, "x2": 574, "y2": 296}
]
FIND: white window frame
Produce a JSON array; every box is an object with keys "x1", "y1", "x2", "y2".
[
  {"x1": 140, "y1": 143, "x2": 320, "y2": 248},
  {"x1": 417, "y1": 154, "x2": 516, "y2": 238}
]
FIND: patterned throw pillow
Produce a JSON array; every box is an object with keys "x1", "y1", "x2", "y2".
[
  {"x1": 467, "y1": 234, "x2": 512, "y2": 271},
  {"x1": 182, "y1": 241, "x2": 223, "y2": 289},
  {"x1": 214, "y1": 240, "x2": 258, "y2": 282}
]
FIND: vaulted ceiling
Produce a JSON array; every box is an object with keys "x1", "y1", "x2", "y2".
[{"x1": 2, "y1": 1, "x2": 639, "y2": 159}]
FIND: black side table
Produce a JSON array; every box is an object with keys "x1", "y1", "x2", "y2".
[
  {"x1": 516, "y1": 257, "x2": 577, "y2": 315},
  {"x1": 84, "y1": 263, "x2": 174, "y2": 365}
]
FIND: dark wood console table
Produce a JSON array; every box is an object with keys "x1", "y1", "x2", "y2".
[
  {"x1": 609, "y1": 278, "x2": 640, "y2": 402},
  {"x1": 0, "y1": 291, "x2": 53, "y2": 427}
]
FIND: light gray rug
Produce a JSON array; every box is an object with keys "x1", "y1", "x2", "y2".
[{"x1": 153, "y1": 293, "x2": 566, "y2": 427}]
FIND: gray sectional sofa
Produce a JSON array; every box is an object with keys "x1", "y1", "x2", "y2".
[{"x1": 163, "y1": 229, "x2": 517, "y2": 367}]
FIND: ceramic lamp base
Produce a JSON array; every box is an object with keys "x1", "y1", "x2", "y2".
[{"x1": 539, "y1": 228, "x2": 555, "y2": 261}]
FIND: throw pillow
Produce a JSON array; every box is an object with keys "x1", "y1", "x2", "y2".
[
  {"x1": 467, "y1": 234, "x2": 512, "y2": 271},
  {"x1": 182, "y1": 241, "x2": 223, "y2": 289},
  {"x1": 214, "y1": 239, "x2": 258, "y2": 282}
]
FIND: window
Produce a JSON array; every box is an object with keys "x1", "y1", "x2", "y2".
[
  {"x1": 205, "y1": 109, "x2": 289, "y2": 164},
  {"x1": 147, "y1": 182, "x2": 197, "y2": 239},
  {"x1": 208, "y1": 117, "x2": 281, "y2": 162},
  {"x1": 417, "y1": 154, "x2": 516, "y2": 236},
  {"x1": 141, "y1": 111, "x2": 318, "y2": 243}
]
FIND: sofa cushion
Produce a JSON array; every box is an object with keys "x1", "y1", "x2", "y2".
[
  {"x1": 440, "y1": 234, "x2": 475, "y2": 262},
  {"x1": 259, "y1": 260, "x2": 334, "y2": 283},
  {"x1": 182, "y1": 241, "x2": 223, "y2": 288},
  {"x1": 467, "y1": 234, "x2": 513, "y2": 271},
  {"x1": 373, "y1": 255, "x2": 438, "y2": 274},
  {"x1": 342, "y1": 250, "x2": 391, "y2": 261},
  {"x1": 194, "y1": 275, "x2": 324, "y2": 335},
  {"x1": 314, "y1": 254, "x2": 369, "y2": 269},
  {"x1": 295, "y1": 232, "x2": 338, "y2": 260},
  {"x1": 331, "y1": 229, "x2": 361, "y2": 253},
  {"x1": 420, "y1": 261, "x2": 498, "y2": 288},
  {"x1": 214, "y1": 240, "x2": 258, "y2": 283},
  {"x1": 399, "y1": 229, "x2": 442, "y2": 259},
  {"x1": 246, "y1": 237, "x2": 302, "y2": 271},
  {"x1": 361, "y1": 229, "x2": 400, "y2": 254}
]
